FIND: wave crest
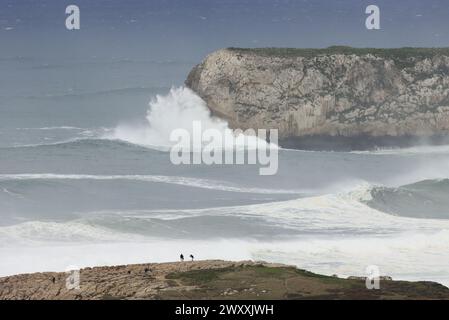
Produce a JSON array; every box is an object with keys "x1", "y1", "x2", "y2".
[
  {"x1": 0, "y1": 173, "x2": 302, "y2": 194},
  {"x1": 359, "y1": 179, "x2": 449, "y2": 219},
  {"x1": 106, "y1": 86, "x2": 273, "y2": 150}
]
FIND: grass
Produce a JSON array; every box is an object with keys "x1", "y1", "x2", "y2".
[
  {"x1": 228, "y1": 46, "x2": 449, "y2": 58},
  {"x1": 252, "y1": 265, "x2": 292, "y2": 277},
  {"x1": 166, "y1": 265, "x2": 345, "y2": 286},
  {"x1": 166, "y1": 266, "x2": 235, "y2": 284},
  {"x1": 161, "y1": 264, "x2": 449, "y2": 300}
]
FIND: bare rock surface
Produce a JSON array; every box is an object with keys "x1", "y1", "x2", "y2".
[{"x1": 1, "y1": 260, "x2": 449, "y2": 300}]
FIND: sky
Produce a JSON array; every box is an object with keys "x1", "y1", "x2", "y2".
[{"x1": 0, "y1": 0, "x2": 448, "y2": 61}]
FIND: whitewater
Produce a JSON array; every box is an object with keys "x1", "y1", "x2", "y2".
[{"x1": 2, "y1": 58, "x2": 449, "y2": 286}]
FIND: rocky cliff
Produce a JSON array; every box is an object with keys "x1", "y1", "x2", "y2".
[{"x1": 186, "y1": 47, "x2": 449, "y2": 150}]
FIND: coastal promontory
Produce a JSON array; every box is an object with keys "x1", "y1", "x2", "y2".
[
  {"x1": 1, "y1": 260, "x2": 449, "y2": 300},
  {"x1": 186, "y1": 47, "x2": 449, "y2": 150}
]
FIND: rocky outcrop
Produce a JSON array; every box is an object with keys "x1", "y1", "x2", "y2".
[
  {"x1": 0, "y1": 260, "x2": 265, "y2": 300},
  {"x1": 2, "y1": 260, "x2": 449, "y2": 300},
  {"x1": 186, "y1": 47, "x2": 449, "y2": 150}
]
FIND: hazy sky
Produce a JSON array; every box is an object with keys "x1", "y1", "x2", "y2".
[{"x1": 0, "y1": 0, "x2": 448, "y2": 61}]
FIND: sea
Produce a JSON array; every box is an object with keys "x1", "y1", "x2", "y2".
[
  {"x1": 1, "y1": 55, "x2": 449, "y2": 286},
  {"x1": 1, "y1": 0, "x2": 449, "y2": 287}
]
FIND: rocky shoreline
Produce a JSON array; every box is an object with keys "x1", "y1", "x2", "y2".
[{"x1": 1, "y1": 260, "x2": 449, "y2": 300}]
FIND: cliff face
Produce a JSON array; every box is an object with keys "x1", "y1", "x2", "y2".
[{"x1": 186, "y1": 47, "x2": 449, "y2": 150}]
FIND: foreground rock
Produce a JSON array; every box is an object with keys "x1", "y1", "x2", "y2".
[
  {"x1": 186, "y1": 47, "x2": 449, "y2": 150},
  {"x1": 1, "y1": 260, "x2": 449, "y2": 300}
]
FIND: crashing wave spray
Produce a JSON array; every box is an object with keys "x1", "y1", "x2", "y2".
[{"x1": 108, "y1": 87, "x2": 274, "y2": 150}]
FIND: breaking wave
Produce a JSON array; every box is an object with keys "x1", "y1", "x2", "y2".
[
  {"x1": 364, "y1": 179, "x2": 449, "y2": 219},
  {"x1": 106, "y1": 86, "x2": 275, "y2": 150}
]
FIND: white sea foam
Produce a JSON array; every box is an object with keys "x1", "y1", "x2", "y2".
[
  {"x1": 15, "y1": 126, "x2": 86, "y2": 131},
  {"x1": 1, "y1": 225, "x2": 449, "y2": 287},
  {"x1": 351, "y1": 144, "x2": 449, "y2": 155},
  {"x1": 0, "y1": 239, "x2": 254, "y2": 277},
  {"x1": 127, "y1": 183, "x2": 449, "y2": 233},
  {"x1": 253, "y1": 230, "x2": 449, "y2": 287},
  {"x1": 0, "y1": 221, "x2": 144, "y2": 245},
  {"x1": 2, "y1": 186, "x2": 449, "y2": 286},
  {"x1": 106, "y1": 87, "x2": 274, "y2": 150}
]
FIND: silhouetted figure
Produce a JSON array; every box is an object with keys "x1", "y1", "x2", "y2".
[
  {"x1": 190, "y1": 254, "x2": 194, "y2": 261},
  {"x1": 180, "y1": 254, "x2": 184, "y2": 262},
  {"x1": 51, "y1": 277, "x2": 56, "y2": 284},
  {"x1": 144, "y1": 267, "x2": 149, "y2": 273}
]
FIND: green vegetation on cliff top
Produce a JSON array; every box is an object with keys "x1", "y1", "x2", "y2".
[
  {"x1": 163, "y1": 264, "x2": 449, "y2": 300},
  {"x1": 228, "y1": 46, "x2": 449, "y2": 59}
]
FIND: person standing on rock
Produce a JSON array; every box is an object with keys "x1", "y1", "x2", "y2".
[
  {"x1": 190, "y1": 254, "x2": 194, "y2": 261},
  {"x1": 180, "y1": 254, "x2": 184, "y2": 262}
]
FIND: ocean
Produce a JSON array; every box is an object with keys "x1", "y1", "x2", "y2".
[{"x1": 1, "y1": 53, "x2": 449, "y2": 287}]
